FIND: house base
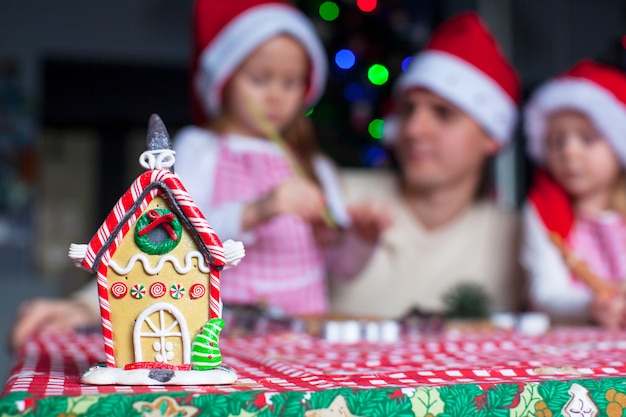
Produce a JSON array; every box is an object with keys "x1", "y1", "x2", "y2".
[{"x1": 81, "y1": 363, "x2": 238, "y2": 385}]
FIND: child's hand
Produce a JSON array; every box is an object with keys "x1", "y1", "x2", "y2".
[
  {"x1": 348, "y1": 202, "x2": 393, "y2": 243},
  {"x1": 266, "y1": 177, "x2": 326, "y2": 221},
  {"x1": 11, "y1": 297, "x2": 100, "y2": 351},
  {"x1": 244, "y1": 178, "x2": 326, "y2": 230},
  {"x1": 590, "y1": 289, "x2": 626, "y2": 330}
]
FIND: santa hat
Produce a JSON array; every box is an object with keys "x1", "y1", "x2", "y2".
[
  {"x1": 192, "y1": 0, "x2": 327, "y2": 124},
  {"x1": 393, "y1": 12, "x2": 520, "y2": 145},
  {"x1": 525, "y1": 59, "x2": 626, "y2": 165}
]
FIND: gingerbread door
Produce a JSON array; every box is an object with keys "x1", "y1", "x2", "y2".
[{"x1": 133, "y1": 302, "x2": 191, "y2": 365}]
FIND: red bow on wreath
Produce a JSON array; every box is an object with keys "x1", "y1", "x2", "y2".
[{"x1": 138, "y1": 209, "x2": 179, "y2": 241}]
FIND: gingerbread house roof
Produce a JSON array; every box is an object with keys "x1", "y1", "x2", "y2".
[{"x1": 82, "y1": 168, "x2": 226, "y2": 275}]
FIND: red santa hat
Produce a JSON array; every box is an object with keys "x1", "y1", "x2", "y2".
[
  {"x1": 393, "y1": 12, "x2": 520, "y2": 145},
  {"x1": 192, "y1": 0, "x2": 327, "y2": 124},
  {"x1": 525, "y1": 59, "x2": 626, "y2": 165},
  {"x1": 525, "y1": 60, "x2": 626, "y2": 241}
]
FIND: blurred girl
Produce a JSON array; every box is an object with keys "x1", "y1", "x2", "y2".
[
  {"x1": 522, "y1": 60, "x2": 626, "y2": 328},
  {"x1": 174, "y1": 0, "x2": 388, "y2": 316}
]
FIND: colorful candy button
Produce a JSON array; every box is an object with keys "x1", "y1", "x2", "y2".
[
  {"x1": 150, "y1": 282, "x2": 166, "y2": 298},
  {"x1": 189, "y1": 283, "x2": 206, "y2": 299},
  {"x1": 110, "y1": 282, "x2": 128, "y2": 298},
  {"x1": 170, "y1": 284, "x2": 185, "y2": 299},
  {"x1": 131, "y1": 284, "x2": 146, "y2": 299}
]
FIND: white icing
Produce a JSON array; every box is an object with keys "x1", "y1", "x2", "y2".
[
  {"x1": 223, "y1": 239, "x2": 245, "y2": 269},
  {"x1": 109, "y1": 241, "x2": 245, "y2": 274},
  {"x1": 81, "y1": 365, "x2": 238, "y2": 385},
  {"x1": 133, "y1": 302, "x2": 191, "y2": 364},
  {"x1": 68, "y1": 243, "x2": 88, "y2": 266},
  {"x1": 109, "y1": 251, "x2": 211, "y2": 275},
  {"x1": 139, "y1": 149, "x2": 176, "y2": 170}
]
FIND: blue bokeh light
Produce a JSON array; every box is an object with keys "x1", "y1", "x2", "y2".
[
  {"x1": 344, "y1": 83, "x2": 366, "y2": 102},
  {"x1": 335, "y1": 49, "x2": 356, "y2": 70},
  {"x1": 363, "y1": 145, "x2": 387, "y2": 167},
  {"x1": 401, "y1": 56, "x2": 413, "y2": 72}
]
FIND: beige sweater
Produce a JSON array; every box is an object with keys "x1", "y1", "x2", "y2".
[{"x1": 330, "y1": 169, "x2": 522, "y2": 319}]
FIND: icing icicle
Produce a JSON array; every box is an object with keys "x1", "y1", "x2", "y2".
[{"x1": 191, "y1": 318, "x2": 225, "y2": 370}]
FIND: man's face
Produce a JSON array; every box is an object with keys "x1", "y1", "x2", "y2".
[{"x1": 394, "y1": 88, "x2": 499, "y2": 192}]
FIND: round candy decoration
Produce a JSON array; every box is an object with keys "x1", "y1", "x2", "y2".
[
  {"x1": 150, "y1": 282, "x2": 167, "y2": 298},
  {"x1": 189, "y1": 283, "x2": 206, "y2": 299},
  {"x1": 170, "y1": 284, "x2": 185, "y2": 299},
  {"x1": 131, "y1": 284, "x2": 146, "y2": 299},
  {"x1": 110, "y1": 282, "x2": 128, "y2": 298},
  {"x1": 134, "y1": 208, "x2": 182, "y2": 255}
]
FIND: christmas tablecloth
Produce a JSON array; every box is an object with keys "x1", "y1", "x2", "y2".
[{"x1": 3, "y1": 327, "x2": 626, "y2": 416}]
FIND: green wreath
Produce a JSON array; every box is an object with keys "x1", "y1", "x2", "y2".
[{"x1": 134, "y1": 207, "x2": 182, "y2": 255}]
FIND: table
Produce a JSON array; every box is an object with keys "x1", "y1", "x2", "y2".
[{"x1": 2, "y1": 327, "x2": 626, "y2": 416}]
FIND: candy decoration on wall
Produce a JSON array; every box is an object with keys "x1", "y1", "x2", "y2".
[
  {"x1": 170, "y1": 284, "x2": 185, "y2": 299},
  {"x1": 134, "y1": 208, "x2": 183, "y2": 255},
  {"x1": 131, "y1": 284, "x2": 146, "y2": 299},
  {"x1": 191, "y1": 318, "x2": 225, "y2": 370},
  {"x1": 189, "y1": 283, "x2": 206, "y2": 299},
  {"x1": 110, "y1": 282, "x2": 128, "y2": 299},
  {"x1": 150, "y1": 282, "x2": 167, "y2": 298}
]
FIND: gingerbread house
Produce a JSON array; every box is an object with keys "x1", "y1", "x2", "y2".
[{"x1": 69, "y1": 115, "x2": 244, "y2": 385}]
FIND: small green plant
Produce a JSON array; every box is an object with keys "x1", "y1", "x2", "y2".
[{"x1": 442, "y1": 281, "x2": 491, "y2": 318}]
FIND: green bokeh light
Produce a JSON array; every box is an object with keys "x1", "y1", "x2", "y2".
[
  {"x1": 367, "y1": 64, "x2": 389, "y2": 86},
  {"x1": 319, "y1": 1, "x2": 339, "y2": 21},
  {"x1": 368, "y1": 119, "x2": 384, "y2": 139},
  {"x1": 305, "y1": 107, "x2": 314, "y2": 117}
]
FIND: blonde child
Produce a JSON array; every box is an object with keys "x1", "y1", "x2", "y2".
[
  {"x1": 174, "y1": 0, "x2": 388, "y2": 316},
  {"x1": 522, "y1": 60, "x2": 626, "y2": 328}
]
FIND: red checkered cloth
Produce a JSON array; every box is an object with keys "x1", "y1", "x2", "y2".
[{"x1": 4, "y1": 327, "x2": 626, "y2": 397}]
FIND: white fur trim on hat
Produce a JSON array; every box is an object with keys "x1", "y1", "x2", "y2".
[
  {"x1": 525, "y1": 77, "x2": 626, "y2": 165},
  {"x1": 395, "y1": 50, "x2": 518, "y2": 145},
  {"x1": 195, "y1": 3, "x2": 327, "y2": 117}
]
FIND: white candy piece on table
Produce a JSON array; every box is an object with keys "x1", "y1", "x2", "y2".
[
  {"x1": 518, "y1": 312, "x2": 550, "y2": 336},
  {"x1": 380, "y1": 320, "x2": 400, "y2": 343}
]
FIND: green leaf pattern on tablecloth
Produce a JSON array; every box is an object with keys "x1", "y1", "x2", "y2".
[
  {"x1": 10, "y1": 379, "x2": 626, "y2": 417},
  {"x1": 191, "y1": 393, "x2": 231, "y2": 417},
  {"x1": 308, "y1": 390, "x2": 342, "y2": 410},
  {"x1": 86, "y1": 394, "x2": 141, "y2": 417},
  {"x1": 0, "y1": 392, "x2": 34, "y2": 416},
  {"x1": 270, "y1": 392, "x2": 307, "y2": 416},
  {"x1": 33, "y1": 396, "x2": 68, "y2": 417},
  {"x1": 474, "y1": 383, "x2": 524, "y2": 417},
  {"x1": 537, "y1": 380, "x2": 571, "y2": 416},
  {"x1": 439, "y1": 384, "x2": 483, "y2": 417}
]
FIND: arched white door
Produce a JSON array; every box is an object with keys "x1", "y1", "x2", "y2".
[{"x1": 133, "y1": 302, "x2": 191, "y2": 364}]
